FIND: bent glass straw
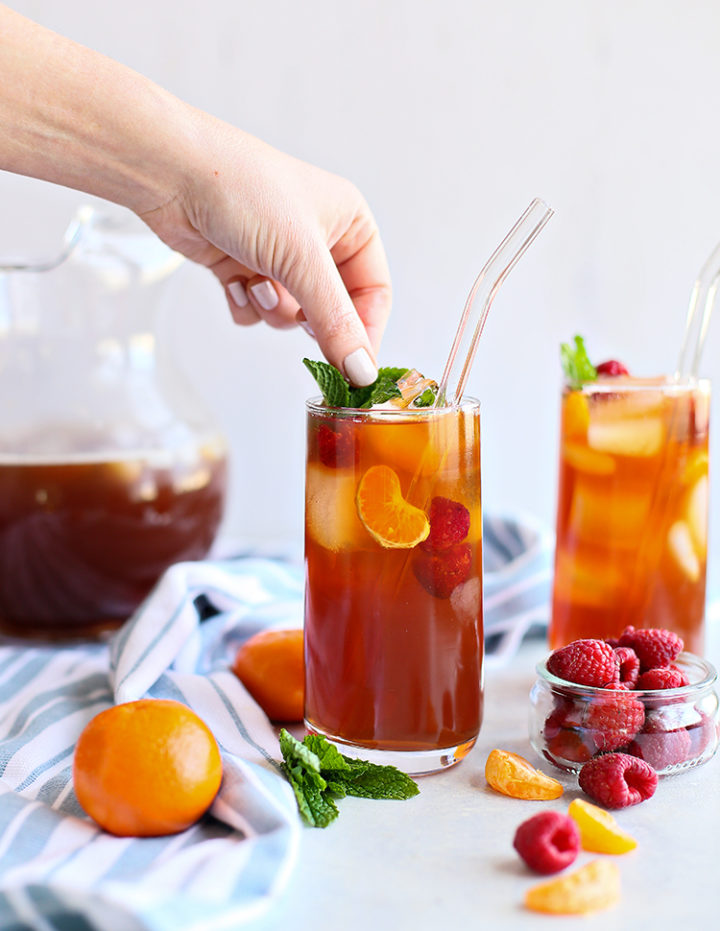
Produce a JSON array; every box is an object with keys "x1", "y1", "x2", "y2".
[
  {"x1": 435, "y1": 198, "x2": 554, "y2": 406},
  {"x1": 676, "y1": 238, "x2": 720, "y2": 378}
]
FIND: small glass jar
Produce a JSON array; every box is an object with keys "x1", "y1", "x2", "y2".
[{"x1": 529, "y1": 652, "x2": 719, "y2": 776}]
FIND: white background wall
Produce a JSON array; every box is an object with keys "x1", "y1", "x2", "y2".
[{"x1": 3, "y1": 1, "x2": 720, "y2": 588}]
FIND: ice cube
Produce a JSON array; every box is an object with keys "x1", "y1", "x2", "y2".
[
  {"x1": 568, "y1": 478, "x2": 652, "y2": 548},
  {"x1": 562, "y1": 441, "x2": 616, "y2": 476},
  {"x1": 667, "y1": 521, "x2": 700, "y2": 582},
  {"x1": 587, "y1": 417, "x2": 664, "y2": 457},
  {"x1": 306, "y1": 463, "x2": 366, "y2": 552}
]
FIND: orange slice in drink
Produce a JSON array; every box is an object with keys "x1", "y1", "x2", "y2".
[{"x1": 356, "y1": 465, "x2": 430, "y2": 548}]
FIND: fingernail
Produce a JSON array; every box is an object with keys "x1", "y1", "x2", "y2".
[
  {"x1": 343, "y1": 347, "x2": 377, "y2": 387},
  {"x1": 227, "y1": 280, "x2": 248, "y2": 307},
  {"x1": 249, "y1": 280, "x2": 279, "y2": 311},
  {"x1": 298, "y1": 320, "x2": 316, "y2": 340}
]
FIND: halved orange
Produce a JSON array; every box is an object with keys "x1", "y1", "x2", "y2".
[{"x1": 356, "y1": 465, "x2": 430, "y2": 548}]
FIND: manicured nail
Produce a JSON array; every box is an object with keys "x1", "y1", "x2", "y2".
[
  {"x1": 298, "y1": 320, "x2": 316, "y2": 340},
  {"x1": 343, "y1": 347, "x2": 377, "y2": 386},
  {"x1": 227, "y1": 280, "x2": 248, "y2": 307},
  {"x1": 249, "y1": 280, "x2": 279, "y2": 311}
]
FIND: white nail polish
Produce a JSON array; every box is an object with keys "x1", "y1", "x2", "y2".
[
  {"x1": 250, "y1": 280, "x2": 279, "y2": 311},
  {"x1": 227, "y1": 280, "x2": 248, "y2": 307},
  {"x1": 344, "y1": 347, "x2": 377, "y2": 387}
]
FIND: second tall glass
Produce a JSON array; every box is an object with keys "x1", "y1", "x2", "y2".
[{"x1": 304, "y1": 398, "x2": 483, "y2": 774}]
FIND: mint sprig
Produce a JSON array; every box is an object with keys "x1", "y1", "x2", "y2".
[
  {"x1": 279, "y1": 729, "x2": 419, "y2": 828},
  {"x1": 560, "y1": 335, "x2": 597, "y2": 390},
  {"x1": 303, "y1": 358, "x2": 409, "y2": 409}
]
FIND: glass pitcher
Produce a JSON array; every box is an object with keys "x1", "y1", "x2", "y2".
[{"x1": 0, "y1": 206, "x2": 228, "y2": 640}]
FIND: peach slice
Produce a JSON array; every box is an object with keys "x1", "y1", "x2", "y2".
[
  {"x1": 524, "y1": 859, "x2": 621, "y2": 915},
  {"x1": 568, "y1": 798, "x2": 637, "y2": 854}
]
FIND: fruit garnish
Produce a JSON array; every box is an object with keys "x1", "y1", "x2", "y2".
[
  {"x1": 420, "y1": 496, "x2": 471, "y2": 550},
  {"x1": 524, "y1": 859, "x2": 621, "y2": 915},
  {"x1": 484, "y1": 749, "x2": 564, "y2": 800},
  {"x1": 578, "y1": 752, "x2": 658, "y2": 808},
  {"x1": 616, "y1": 626, "x2": 683, "y2": 672},
  {"x1": 278, "y1": 729, "x2": 419, "y2": 828},
  {"x1": 412, "y1": 542, "x2": 472, "y2": 599},
  {"x1": 73, "y1": 699, "x2": 222, "y2": 837},
  {"x1": 513, "y1": 811, "x2": 580, "y2": 874},
  {"x1": 355, "y1": 465, "x2": 430, "y2": 548},
  {"x1": 317, "y1": 421, "x2": 356, "y2": 468},
  {"x1": 232, "y1": 629, "x2": 304, "y2": 722},
  {"x1": 567, "y1": 798, "x2": 637, "y2": 854},
  {"x1": 596, "y1": 359, "x2": 630, "y2": 376},
  {"x1": 303, "y1": 358, "x2": 437, "y2": 409},
  {"x1": 546, "y1": 639, "x2": 620, "y2": 688},
  {"x1": 560, "y1": 335, "x2": 597, "y2": 390}
]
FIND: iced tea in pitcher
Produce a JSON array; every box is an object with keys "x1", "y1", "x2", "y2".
[
  {"x1": 303, "y1": 364, "x2": 483, "y2": 774},
  {"x1": 550, "y1": 338, "x2": 709, "y2": 654}
]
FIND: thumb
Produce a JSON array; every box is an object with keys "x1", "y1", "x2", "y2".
[{"x1": 285, "y1": 244, "x2": 379, "y2": 387}]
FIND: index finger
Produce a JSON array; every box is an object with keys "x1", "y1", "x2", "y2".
[{"x1": 332, "y1": 227, "x2": 392, "y2": 356}]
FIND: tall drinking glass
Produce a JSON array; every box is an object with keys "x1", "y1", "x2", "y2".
[
  {"x1": 550, "y1": 376, "x2": 710, "y2": 655},
  {"x1": 304, "y1": 397, "x2": 483, "y2": 774}
]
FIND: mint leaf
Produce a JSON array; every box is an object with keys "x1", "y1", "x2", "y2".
[
  {"x1": 278, "y1": 729, "x2": 420, "y2": 827},
  {"x1": 303, "y1": 358, "x2": 350, "y2": 407},
  {"x1": 412, "y1": 386, "x2": 437, "y2": 408},
  {"x1": 560, "y1": 335, "x2": 597, "y2": 390}
]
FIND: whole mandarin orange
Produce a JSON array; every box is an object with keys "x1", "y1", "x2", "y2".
[
  {"x1": 73, "y1": 699, "x2": 222, "y2": 837},
  {"x1": 232, "y1": 628, "x2": 304, "y2": 722}
]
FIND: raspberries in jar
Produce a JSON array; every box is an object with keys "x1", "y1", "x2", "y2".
[
  {"x1": 546, "y1": 640, "x2": 619, "y2": 689},
  {"x1": 617, "y1": 626, "x2": 683, "y2": 672}
]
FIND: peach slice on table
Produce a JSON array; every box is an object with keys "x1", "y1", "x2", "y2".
[
  {"x1": 484, "y1": 749, "x2": 563, "y2": 800},
  {"x1": 568, "y1": 798, "x2": 638, "y2": 854},
  {"x1": 524, "y1": 859, "x2": 621, "y2": 915}
]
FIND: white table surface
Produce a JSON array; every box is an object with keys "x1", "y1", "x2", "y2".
[{"x1": 249, "y1": 621, "x2": 720, "y2": 930}]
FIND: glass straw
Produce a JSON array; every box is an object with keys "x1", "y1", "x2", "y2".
[
  {"x1": 435, "y1": 198, "x2": 554, "y2": 406},
  {"x1": 676, "y1": 238, "x2": 720, "y2": 378}
]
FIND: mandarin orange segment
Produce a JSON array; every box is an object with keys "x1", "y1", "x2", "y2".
[
  {"x1": 563, "y1": 392, "x2": 590, "y2": 440},
  {"x1": 568, "y1": 798, "x2": 638, "y2": 854},
  {"x1": 485, "y1": 749, "x2": 563, "y2": 800},
  {"x1": 73, "y1": 699, "x2": 222, "y2": 837},
  {"x1": 356, "y1": 464, "x2": 430, "y2": 548},
  {"x1": 232, "y1": 628, "x2": 304, "y2": 722},
  {"x1": 524, "y1": 859, "x2": 621, "y2": 915}
]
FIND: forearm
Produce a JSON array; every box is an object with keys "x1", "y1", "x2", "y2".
[{"x1": 0, "y1": 4, "x2": 198, "y2": 214}]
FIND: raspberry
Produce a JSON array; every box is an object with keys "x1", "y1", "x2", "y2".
[
  {"x1": 627, "y1": 726, "x2": 691, "y2": 770},
  {"x1": 578, "y1": 752, "x2": 658, "y2": 808},
  {"x1": 412, "y1": 542, "x2": 472, "y2": 599},
  {"x1": 317, "y1": 421, "x2": 356, "y2": 468},
  {"x1": 617, "y1": 626, "x2": 683, "y2": 672},
  {"x1": 686, "y1": 711, "x2": 716, "y2": 759},
  {"x1": 613, "y1": 647, "x2": 639, "y2": 688},
  {"x1": 543, "y1": 703, "x2": 597, "y2": 764},
  {"x1": 636, "y1": 666, "x2": 687, "y2": 690},
  {"x1": 420, "y1": 496, "x2": 470, "y2": 551},
  {"x1": 595, "y1": 360, "x2": 629, "y2": 376},
  {"x1": 584, "y1": 694, "x2": 645, "y2": 751},
  {"x1": 513, "y1": 812, "x2": 580, "y2": 875},
  {"x1": 546, "y1": 640, "x2": 620, "y2": 688}
]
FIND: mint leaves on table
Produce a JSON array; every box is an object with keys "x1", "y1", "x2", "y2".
[
  {"x1": 279, "y1": 729, "x2": 420, "y2": 828},
  {"x1": 303, "y1": 358, "x2": 437, "y2": 410},
  {"x1": 560, "y1": 335, "x2": 597, "y2": 390}
]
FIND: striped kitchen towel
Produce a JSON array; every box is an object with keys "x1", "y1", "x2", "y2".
[{"x1": 0, "y1": 516, "x2": 553, "y2": 930}]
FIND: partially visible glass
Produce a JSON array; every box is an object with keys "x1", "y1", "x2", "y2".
[
  {"x1": 549, "y1": 376, "x2": 710, "y2": 654},
  {"x1": 0, "y1": 207, "x2": 227, "y2": 640},
  {"x1": 303, "y1": 397, "x2": 483, "y2": 774}
]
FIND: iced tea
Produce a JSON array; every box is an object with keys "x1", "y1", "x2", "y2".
[
  {"x1": 304, "y1": 398, "x2": 483, "y2": 773},
  {"x1": 550, "y1": 377, "x2": 710, "y2": 654},
  {"x1": 0, "y1": 440, "x2": 227, "y2": 639}
]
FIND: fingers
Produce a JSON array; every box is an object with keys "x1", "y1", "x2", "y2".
[
  {"x1": 333, "y1": 226, "x2": 392, "y2": 357},
  {"x1": 209, "y1": 257, "x2": 302, "y2": 331}
]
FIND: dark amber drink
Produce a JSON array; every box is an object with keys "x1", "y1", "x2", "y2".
[
  {"x1": 0, "y1": 441, "x2": 227, "y2": 640},
  {"x1": 304, "y1": 398, "x2": 483, "y2": 774},
  {"x1": 550, "y1": 377, "x2": 710, "y2": 654}
]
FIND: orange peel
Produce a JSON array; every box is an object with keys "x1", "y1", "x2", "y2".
[
  {"x1": 568, "y1": 798, "x2": 638, "y2": 854},
  {"x1": 524, "y1": 859, "x2": 621, "y2": 915},
  {"x1": 484, "y1": 749, "x2": 563, "y2": 800}
]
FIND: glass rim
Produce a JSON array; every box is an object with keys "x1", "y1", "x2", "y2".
[
  {"x1": 305, "y1": 395, "x2": 481, "y2": 419},
  {"x1": 566, "y1": 376, "x2": 711, "y2": 396},
  {"x1": 536, "y1": 651, "x2": 717, "y2": 697}
]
